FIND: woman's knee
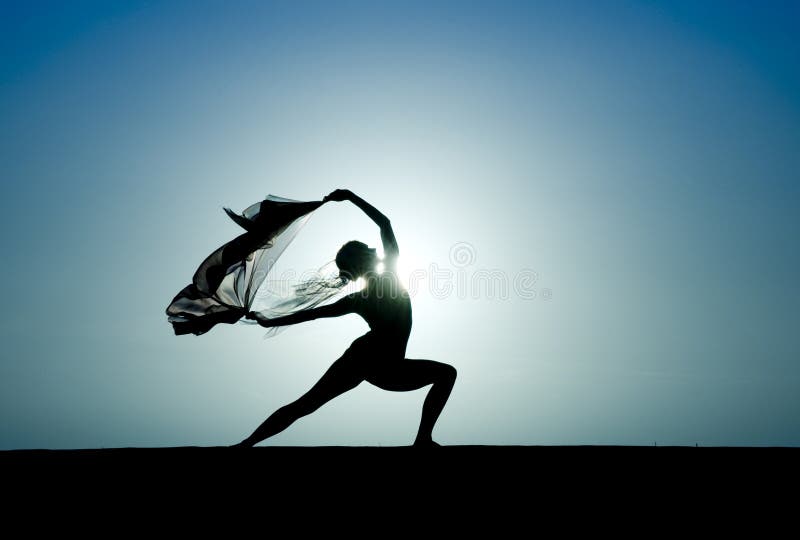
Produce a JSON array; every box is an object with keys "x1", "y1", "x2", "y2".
[{"x1": 439, "y1": 363, "x2": 457, "y2": 385}]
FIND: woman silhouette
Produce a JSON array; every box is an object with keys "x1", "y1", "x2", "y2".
[{"x1": 232, "y1": 189, "x2": 456, "y2": 447}]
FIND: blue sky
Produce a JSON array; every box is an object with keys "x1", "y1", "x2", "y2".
[{"x1": 1, "y1": 0, "x2": 798, "y2": 448}]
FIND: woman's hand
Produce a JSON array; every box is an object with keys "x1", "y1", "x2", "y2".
[
  {"x1": 323, "y1": 189, "x2": 353, "y2": 203},
  {"x1": 246, "y1": 311, "x2": 274, "y2": 327},
  {"x1": 246, "y1": 311, "x2": 268, "y2": 323}
]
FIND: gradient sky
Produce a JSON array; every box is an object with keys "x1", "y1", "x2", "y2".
[{"x1": 1, "y1": 0, "x2": 798, "y2": 448}]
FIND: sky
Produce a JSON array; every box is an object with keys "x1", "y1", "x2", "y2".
[{"x1": 1, "y1": 0, "x2": 798, "y2": 449}]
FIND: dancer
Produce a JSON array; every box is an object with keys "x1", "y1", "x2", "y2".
[{"x1": 233, "y1": 189, "x2": 456, "y2": 447}]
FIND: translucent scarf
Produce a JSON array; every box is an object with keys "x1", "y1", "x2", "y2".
[{"x1": 165, "y1": 194, "x2": 354, "y2": 337}]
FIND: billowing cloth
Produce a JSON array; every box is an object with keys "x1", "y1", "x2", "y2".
[{"x1": 165, "y1": 195, "x2": 327, "y2": 336}]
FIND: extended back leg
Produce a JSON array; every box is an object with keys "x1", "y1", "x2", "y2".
[{"x1": 235, "y1": 352, "x2": 367, "y2": 447}]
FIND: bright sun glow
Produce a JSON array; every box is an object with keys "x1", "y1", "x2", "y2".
[
  {"x1": 385, "y1": 254, "x2": 419, "y2": 292},
  {"x1": 357, "y1": 255, "x2": 421, "y2": 293}
]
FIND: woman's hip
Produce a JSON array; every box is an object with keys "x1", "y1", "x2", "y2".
[{"x1": 342, "y1": 331, "x2": 406, "y2": 362}]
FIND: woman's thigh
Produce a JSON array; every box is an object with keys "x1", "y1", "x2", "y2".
[
  {"x1": 366, "y1": 358, "x2": 455, "y2": 392},
  {"x1": 289, "y1": 349, "x2": 372, "y2": 414}
]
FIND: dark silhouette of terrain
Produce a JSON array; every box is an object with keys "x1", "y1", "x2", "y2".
[{"x1": 2, "y1": 445, "x2": 794, "y2": 513}]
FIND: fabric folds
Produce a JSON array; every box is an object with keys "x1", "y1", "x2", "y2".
[{"x1": 165, "y1": 195, "x2": 325, "y2": 336}]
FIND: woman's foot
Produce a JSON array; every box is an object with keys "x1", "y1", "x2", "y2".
[
  {"x1": 413, "y1": 438, "x2": 441, "y2": 447},
  {"x1": 229, "y1": 439, "x2": 254, "y2": 448}
]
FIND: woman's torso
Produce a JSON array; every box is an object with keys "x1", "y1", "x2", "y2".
[{"x1": 352, "y1": 270, "x2": 412, "y2": 358}]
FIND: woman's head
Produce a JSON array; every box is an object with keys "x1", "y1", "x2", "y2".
[{"x1": 336, "y1": 240, "x2": 378, "y2": 281}]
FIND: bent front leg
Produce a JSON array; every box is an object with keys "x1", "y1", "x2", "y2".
[{"x1": 366, "y1": 359, "x2": 457, "y2": 446}]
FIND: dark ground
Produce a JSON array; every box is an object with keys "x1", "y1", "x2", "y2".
[
  {"x1": 3, "y1": 444, "x2": 796, "y2": 483},
  {"x1": 1, "y1": 446, "x2": 795, "y2": 524}
]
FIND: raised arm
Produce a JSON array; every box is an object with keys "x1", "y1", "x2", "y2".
[
  {"x1": 247, "y1": 292, "x2": 359, "y2": 328},
  {"x1": 324, "y1": 189, "x2": 399, "y2": 265}
]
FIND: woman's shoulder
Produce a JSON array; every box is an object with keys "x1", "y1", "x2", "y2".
[{"x1": 369, "y1": 270, "x2": 407, "y2": 297}]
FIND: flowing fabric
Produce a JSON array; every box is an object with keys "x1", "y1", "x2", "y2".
[{"x1": 166, "y1": 194, "x2": 344, "y2": 336}]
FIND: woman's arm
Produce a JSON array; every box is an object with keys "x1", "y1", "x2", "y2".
[
  {"x1": 251, "y1": 310, "x2": 314, "y2": 328},
  {"x1": 347, "y1": 191, "x2": 390, "y2": 228},
  {"x1": 248, "y1": 293, "x2": 359, "y2": 328},
  {"x1": 324, "y1": 189, "x2": 399, "y2": 262}
]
